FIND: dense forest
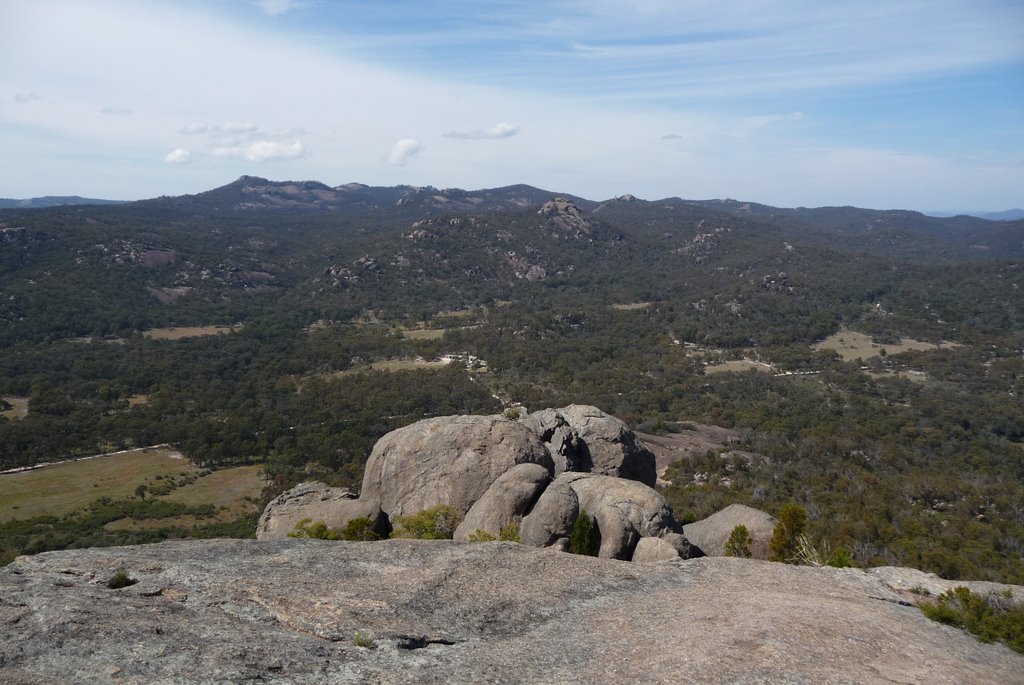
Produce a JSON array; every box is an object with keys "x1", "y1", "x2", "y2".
[{"x1": 1, "y1": 177, "x2": 1021, "y2": 582}]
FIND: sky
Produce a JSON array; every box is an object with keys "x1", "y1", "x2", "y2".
[{"x1": 1, "y1": 0, "x2": 1022, "y2": 211}]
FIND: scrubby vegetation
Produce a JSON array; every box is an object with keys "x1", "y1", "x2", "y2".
[
  {"x1": 919, "y1": 587, "x2": 1024, "y2": 654},
  {"x1": 1, "y1": 181, "x2": 1021, "y2": 582}
]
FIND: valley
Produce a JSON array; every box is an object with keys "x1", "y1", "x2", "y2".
[{"x1": 0, "y1": 177, "x2": 1021, "y2": 582}]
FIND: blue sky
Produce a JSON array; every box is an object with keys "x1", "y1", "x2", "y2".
[{"x1": 1, "y1": 0, "x2": 1022, "y2": 210}]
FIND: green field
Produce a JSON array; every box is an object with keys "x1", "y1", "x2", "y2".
[{"x1": 0, "y1": 448, "x2": 199, "y2": 522}]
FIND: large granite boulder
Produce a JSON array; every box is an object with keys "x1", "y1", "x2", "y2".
[
  {"x1": 453, "y1": 463, "x2": 551, "y2": 542},
  {"x1": 683, "y1": 503, "x2": 778, "y2": 558},
  {"x1": 518, "y1": 472, "x2": 586, "y2": 547},
  {"x1": 256, "y1": 481, "x2": 386, "y2": 540},
  {"x1": 521, "y1": 405, "x2": 657, "y2": 486},
  {"x1": 568, "y1": 474, "x2": 681, "y2": 560},
  {"x1": 360, "y1": 414, "x2": 553, "y2": 518},
  {"x1": 2, "y1": 540, "x2": 1021, "y2": 684}
]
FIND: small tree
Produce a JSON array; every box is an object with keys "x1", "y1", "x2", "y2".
[
  {"x1": 769, "y1": 502, "x2": 807, "y2": 562},
  {"x1": 724, "y1": 524, "x2": 752, "y2": 558},
  {"x1": 569, "y1": 509, "x2": 599, "y2": 556}
]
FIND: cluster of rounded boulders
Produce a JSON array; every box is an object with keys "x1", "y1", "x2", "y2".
[
  {"x1": 520, "y1": 405, "x2": 657, "y2": 486},
  {"x1": 258, "y1": 406, "x2": 696, "y2": 562}
]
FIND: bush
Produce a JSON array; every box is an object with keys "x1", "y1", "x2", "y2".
[
  {"x1": 340, "y1": 517, "x2": 381, "y2": 541},
  {"x1": 724, "y1": 524, "x2": 752, "y2": 558},
  {"x1": 467, "y1": 523, "x2": 522, "y2": 543},
  {"x1": 569, "y1": 509, "x2": 599, "y2": 556},
  {"x1": 390, "y1": 505, "x2": 461, "y2": 540},
  {"x1": 288, "y1": 518, "x2": 341, "y2": 540},
  {"x1": 106, "y1": 567, "x2": 137, "y2": 589},
  {"x1": 769, "y1": 503, "x2": 807, "y2": 562},
  {"x1": 790, "y1": 533, "x2": 855, "y2": 568},
  {"x1": 920, "y1": 587, "x2": 1024, "y2": 654}
]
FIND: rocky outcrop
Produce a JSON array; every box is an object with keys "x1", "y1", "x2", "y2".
[
  {"x1": 2, "y1": 539, "x2": 1021, "y2": 684},
  {"x1": 537, "y1": 198, "x2": 596, "y2": 238},
  {"x1": 453, "y1": 463, "x2": 550, "y2": 542},
  {"x1": 256, "y1": 481, "x2": 386, "y2": 540},
  {"x1": 258, "y1": 407, "x2": 685, "y2": 559},
  {"x1": 521, "y1": 405, "x2": 657, "y2": 486},
  {"x1": 360, "y1": 414, "x2": 553, "y2": 518},
  {"x1": 683, "y1": 503, "x2": 777, "y2": 558}
]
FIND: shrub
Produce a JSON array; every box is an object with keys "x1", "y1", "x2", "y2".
[
  {"x1": 106, "y1": 567, "x2": 137, "y2": 589},
  {"x1": 569, "y1": 509, "x2": 599, "y2": 556},
  {"x1": 390, "y1": 505, "x2": 461, "y2": 540},
  {"x1": 503, "y1": 407, "x2": 523, "y2": 420},
  {"x1": 352, "y1": 629, "x2": 376, "y2": 649},
  {"x1": 498, "y1": 522, "x2": 521, "y2": 542},
  {"x1": 769, "y1": 503, "x2": 807, "y2": 562},
  {"x1": 724, "y1": 524, "x2": 752, "y2": 558},
  {"x1": 340, "y1": 517, "x2": 381, "y2": 541},
  {"x1": 920, "y1": 586, "x2": 1024, "y2": 654},
  {"x1": 288, "y1": 518, "x2": 341, "y2": 540},
  {"x1": 467, "y1": 529, "x2": 497, "y2": 542}
]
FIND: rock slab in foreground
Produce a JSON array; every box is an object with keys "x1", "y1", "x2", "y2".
[{"x1": 2, "y1": 539, "x2": 1021, "y2": 684}]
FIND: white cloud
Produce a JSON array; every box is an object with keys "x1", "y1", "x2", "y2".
[
  {"x1": 164, "y1": 148, "x2": 192, "y2": 164},
  {"x1": 212, "y1": 121, "x2": 258, "y2": 136},
  {"x1": 101, "y1": 106, "x2": 133, "y2": 115},
  {"x1": 255, "y1": 0, "x2": 297, "y2": 16},
  {"x1": 387, "y1": 139, "x2": 424, "y2": 166},
  {"x1": 443, "y1": 122, "x2": 519, "y2": 140},
  {"x1": 212, "y1": 139, "x2": 305, "y2": 162},
  {"x1": 179, "y1": 122, "x2": 209, "y2": 134}
]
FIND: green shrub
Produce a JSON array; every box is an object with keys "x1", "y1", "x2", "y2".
[
  {"x1": 352, "y1": 629, "x2": 376, "y2": 649},
  {"x1": 724, "y1": 524, "x2": 752, "y2": 558},
  {"x1": 569, "y1": 509, "x2": 599, "y2": 556},
  {"x1": 498, "y1": 522, "x2": 521, "y2": 542},
  {"x1": 467, "y1": 529, "x2": 497, "y2": 542},
  {"x1": 920, "y1": 587, "x2": 1024, "y2": 654},
  {"x1": 340, "y1": 517, "x2": 381, "y2": 541},
  {"x1": 288, "y1": 518, "x2": 341, "y2": 540},
  {"x1": 390, "y1": 505, "x2": 461, "y2": 540},
  {"x1": 503, "y1": 407, "x2": 523, "y2": 420},
  {"x1": 769, "y1": 503, "x2": 807, "y2": 562},
  {"x1": 106, "y1": 567, "x2": 137, "y2": 589}
]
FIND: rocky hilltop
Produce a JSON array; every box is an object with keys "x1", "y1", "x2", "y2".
[{"x1": 1, "y1": 539, "x2": 1022, "y2": 684}]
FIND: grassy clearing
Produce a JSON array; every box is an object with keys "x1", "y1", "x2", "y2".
[
  {"x1": 812, "y1": 330, "x2": 953, "y2": 362},
  {"x1": 399, "y1": 328, "x2": 447, "y2": 340},
  {"x1": 336, "y1": 358, "x2": 454, "y2": 376},
  {"x1": 106, "y1": 464, "x2": 265, "y2": 529},
  {"x1": 0, "y1": 448, "x2": 199, "y2": 522},
  {"x1": 610, "y1": 302, "x2": 651, "y2": 311},
  {"x1": 1, "y1": 396, "x2": 29, "y2": 420},
  {"x1": 127, "y1": 394, "x2": 150, "y2": 407},
  {"x1": 704, "y1": 360, "x2": 774, "y2": 375},
  {"x1": 143, "y1": 325, "x2": 242, "y2": 340}
]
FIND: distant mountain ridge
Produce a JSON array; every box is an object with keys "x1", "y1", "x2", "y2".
[{"x1": 0, "y1": 195, "x2": 125, "y2": 209}]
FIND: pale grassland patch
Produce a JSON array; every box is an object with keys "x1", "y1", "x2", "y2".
[
  {"x1": 610, "y1": 302, "x2": 651, "y2": 311},
  {"x1": 127, "y1": 394, "x2": 150, "y2": 407},
  {"x1": 399, "y1": 328, "x2": 447, "y2": 340},
  {"x1": 143, "y1": 325, "x2": 243, "y2": 340},
  {"x1": 704, "y1": 360, "x2": 774, "y2": 375},
  {"x1": 812, "y1": 329, "x2": 958, "y2": 362},
  {"x1": 1, "y1": 396, "x2": 29, "y2": 420},
  {"x1": 0, "y1": 448, "x2": 200, "y2": 522}
]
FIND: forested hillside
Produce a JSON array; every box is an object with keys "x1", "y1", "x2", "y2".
[{"x1": 1, "y1": 177, "x2": 1021, "y2": 581}]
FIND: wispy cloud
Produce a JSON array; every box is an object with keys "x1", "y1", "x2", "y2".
[
  {"x1": 661, "y1": 133, "x2": 682, "y2": 140},
  {"x1": 444, "y1": 122, "x2": 519, "y2": 140},
  {"x1": 101, "y1": 106, "x2": 133, "y2": 116},
  {"x1": 254, "y1": 0, "x2": 298, "y2": 16},
  {"x1": 13, "y1": 92, "x2": 42, "y2": 104},
  {"x1": 164, "y1": 148, "x2": 191, "y2": 164},
  {"x1": 387, "y1": 139, "x2": 424, "y2": 166}
]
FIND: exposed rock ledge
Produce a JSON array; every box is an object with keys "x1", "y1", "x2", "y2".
[{"x1": 2, "y1": 539, "x2": 1021, "y2": 684}]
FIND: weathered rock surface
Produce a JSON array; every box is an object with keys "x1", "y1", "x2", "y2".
[
  {"x1": 256, "y1": 481, "x2": 386, "y2": 540},
  {"x1": 569, "y1": 473, "x2": 681, "y2": 560},
  {"x1": 683, "y1": 503, "x2": 778, "y2": 558},
  {"x1": 630, "y1": 536, "x2": 681, "y2": 563},
  {"x1": 518, "y1": 472, "x2": 582, "y2": 547},
  {"x1": 2, "y1": 540, "x2": 1021, "y2": 684},
  {"x1": 360, "y1": 414, "x2": 553, "y2": 518},
  {"x1": 522, "y1": 405, "x2": 657, "y2": 486},
  {"x1": 453, "y1": 463, "x2": 550, "y2": 542}
]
